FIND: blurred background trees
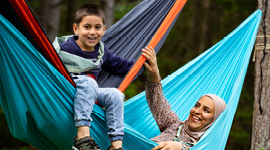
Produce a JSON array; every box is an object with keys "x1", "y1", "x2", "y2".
[{"x1": 0, "y1": 0, "x2": 258, "y2": 149}]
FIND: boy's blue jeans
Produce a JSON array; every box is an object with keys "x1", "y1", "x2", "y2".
[{"x1": 73, "y1": 76, "x2": 124, "y2": 142}]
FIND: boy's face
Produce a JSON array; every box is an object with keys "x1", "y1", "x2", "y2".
[{"x1": 73, "y1": 15, "x2": 106, "y2": 52}]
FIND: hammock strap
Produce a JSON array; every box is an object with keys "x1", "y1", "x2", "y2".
[
  {"x1": 118, "y1": 0, "x2": 187, "y2": 92},
  {"x1": 252, "y1": 36, "x2": 270, "y2": 62}
]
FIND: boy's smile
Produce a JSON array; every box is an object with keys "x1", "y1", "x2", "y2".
[{"x1": 73, "y1": 15, "x2": 106, "y2": 52}]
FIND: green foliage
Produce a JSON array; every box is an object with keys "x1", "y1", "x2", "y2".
[
  {"x1": 0, "y1": 114, "x2": 32, "y2": 150},
  {"x1": 114, "y1": 1, "x2": 140, "y2": 23},
  {"x1": 1, "y1": 147, "x2": 31, "y2": 150},
  {"x1": 25, "y1": 0, "x2": 40, "y2": 10},
  {"x1": 0, "y1": 107, "x2": 3, "y2": 114}
]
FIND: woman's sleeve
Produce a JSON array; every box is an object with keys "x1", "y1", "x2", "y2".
[{"x1": 145, "y1": 80, "x2": 180, "y2": 132}]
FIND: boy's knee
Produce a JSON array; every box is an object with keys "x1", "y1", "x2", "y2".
[
  {"x1": 105, "y1": 88, "x2": 125, "y2": 105},
  {"x1": 85, "y1": 77, "x2": 98, "y2": 88},
  {"x1": 76, "y1": 77, "x2": 98, "y2": 88},
  {"x1": 75, "y1": 77, "x2": 99, "y2": 96},
  {"x1": 111, "y1": 88, "x2": 125, "y2": 101}
]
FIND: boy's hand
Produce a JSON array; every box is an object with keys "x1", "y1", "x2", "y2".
[{"x1": 142, "y1": 47, "x2": 160, "y2": 83}]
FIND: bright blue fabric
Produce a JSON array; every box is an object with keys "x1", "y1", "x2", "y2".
[
  {"x1": 0, "y1": 5, "x2": 261, "y2": 150},
  {"x1": 0, "y1": 14, "x2": 76, "y2": 149}
]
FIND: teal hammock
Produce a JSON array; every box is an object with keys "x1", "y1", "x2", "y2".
[{"x1": 0, "y1": 5, "x2": 261, "y2": 150}]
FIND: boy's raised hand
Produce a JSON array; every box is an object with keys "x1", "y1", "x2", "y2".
[{"x1": 142, "y1": 47, "x2": 160, "y2": 83}]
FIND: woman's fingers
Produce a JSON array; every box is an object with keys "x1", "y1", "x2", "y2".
[
  {"x1": 144, "y1": 47, "x2": 156, "y2": 59},
  {"x1": 142, "y1": 48, "x2": 156, "y2": 73},
  {"x1": 142, "y1": 47, "x2": 156, "y2": 65},
  {"x1": 143, "y1": 46, "x2": 160, "y2": 83},
  {"x1": 151, "y1": 142, "x2": 166, "y2": 150},
  {"x1": 144, "y1": 62, "x2": 151, "y2": 72}
]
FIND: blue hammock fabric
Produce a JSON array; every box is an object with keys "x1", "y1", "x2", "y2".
[{"x1": 0, "y1": 2, "x2": 261, "y2": 150}]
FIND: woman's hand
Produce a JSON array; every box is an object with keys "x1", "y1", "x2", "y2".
[
  {"x1": 152, "y1": 141, "x2": 183, "y2": 150},
  {"x1": 142, "y1": 46, "x2": 160, "y2": 83}
]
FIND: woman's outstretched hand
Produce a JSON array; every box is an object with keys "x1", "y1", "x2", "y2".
[
  {"x1": 152, "y1": 141, "x2": 184, "y2": 150},
  {"x1": 142, "y1": 46, "x2": 160, "y2": 83}
]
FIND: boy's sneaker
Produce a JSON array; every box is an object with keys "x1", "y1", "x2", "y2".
[
  {"x1": 72, "y1": 136, "x2": 100, "y2": 150},
  {"x1": 107, "y1": 147, "x2": 124, "y2": 150}
]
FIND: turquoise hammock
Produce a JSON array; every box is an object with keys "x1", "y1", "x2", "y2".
[{"x1": 0, "y1": 2, "x2": 261, "y2": 150}]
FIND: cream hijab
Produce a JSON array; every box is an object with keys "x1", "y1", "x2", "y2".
[{"x1": 182, "y1": 94, "x2": 227, "y2": 143}]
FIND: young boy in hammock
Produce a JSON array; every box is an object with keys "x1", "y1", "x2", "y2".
[{"x1": 55, "y1": 4, "x2": 134, "y2": 150}]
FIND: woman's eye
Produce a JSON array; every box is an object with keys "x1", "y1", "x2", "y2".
[{"x1": 204, "y1": 109, "x2": 210, "y2": 113}]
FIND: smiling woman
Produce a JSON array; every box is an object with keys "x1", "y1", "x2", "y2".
[
  {"x1": 188, "y1": 96, "x2": 215, "y2": 131},
  {"x1": 142, "y1": 47, "x2": 226, "y2": 150}
]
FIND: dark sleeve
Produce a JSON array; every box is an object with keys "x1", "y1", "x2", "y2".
[
  {"x1": 101, "y1": 45, "x2": 135, "y2": 74},
  {"x1": 145, "y1": 80, "x2": 180, "y2": 132}
]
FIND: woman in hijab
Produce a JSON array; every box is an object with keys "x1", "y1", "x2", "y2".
[{"x1": 142, "y1": 47, "x2": 227, "y2": 150}]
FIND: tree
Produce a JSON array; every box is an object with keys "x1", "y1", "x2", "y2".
[
  {"x1": 37, "y1": 0, "x2": 62, "y2": 42},
  {"x1": 102, "y1": 0, "x2": 115, "y2": 28},
  {"x1": 65, "y1": 0, "x2": 77, "y2": 33},
  {"x1": 251, "y1": 0, "x2": 270, "y2": 149}
]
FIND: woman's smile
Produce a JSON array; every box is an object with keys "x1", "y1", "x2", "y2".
[
  {"x1": 191, "y1": 115, "x2": 201, "y2": 122},
  {"x1": 188, "y1": 96, "x2": 215, "y2": 131}
]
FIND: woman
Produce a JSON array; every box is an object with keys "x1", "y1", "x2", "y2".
[{"x1": 142, "y1": 47, "x2": 226, "y2": 150}]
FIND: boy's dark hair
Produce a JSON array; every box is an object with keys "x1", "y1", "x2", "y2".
[{"x1": 75, "y1": 4, "x2": 105, "y2": 25}]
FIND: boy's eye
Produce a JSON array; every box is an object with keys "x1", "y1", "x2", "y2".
[
  {"x1": 96, "y1": 26, "x2": 101, "y2": 29},
  {"x1": 84, "y1": 26, "x2": 90, "y2": 29}
]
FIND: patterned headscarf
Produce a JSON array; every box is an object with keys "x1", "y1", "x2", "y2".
[{"x1": 182, "y1": 94, "x2": 226, "y2": 143}]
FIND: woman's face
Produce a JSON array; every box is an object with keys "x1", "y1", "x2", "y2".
[{"x1": 188, "y1": 96, "x2": 215, "y2": 131}]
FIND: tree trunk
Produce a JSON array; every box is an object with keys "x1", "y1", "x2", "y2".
[
  {"x1": 198, "y1": 0, "x2": 211, "y2": 53},
  {"x1": 251, "y1": 0, "x2": 270, "y2": 149},
  {"x1": 65, "y1": 0, "x2": 77, "y2": 33},
  {"x1": 38, "y1": 0, "x2": 62, "y2": 42},
  {"x1": 102, "y1": 0, "x2": 115, "y2": 29}
]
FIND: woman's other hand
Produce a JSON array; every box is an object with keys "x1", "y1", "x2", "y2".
[
  {"x1": 142, "y1": 46, "x2": 160, "y2": 83},
  {"x1": 152, "y1": 141, "x2": 184, "y2": 150}
]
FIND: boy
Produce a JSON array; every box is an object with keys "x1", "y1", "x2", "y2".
[{"x1": 54, "y1": 4, "x2": 134, "y2": 150}]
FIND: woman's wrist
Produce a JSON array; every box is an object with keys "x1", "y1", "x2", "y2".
[{"x1": 146, "y1": 74, "x2": 161, "y2": 83}]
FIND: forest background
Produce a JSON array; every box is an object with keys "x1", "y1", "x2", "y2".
[{"x1": 0, "y1": 0, "x2": 258, "y2": 150}]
